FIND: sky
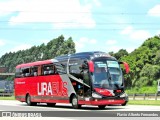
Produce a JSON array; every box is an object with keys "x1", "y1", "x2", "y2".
[{"x1": 0, "y1": 0, "x2": 160, "y2": 57}]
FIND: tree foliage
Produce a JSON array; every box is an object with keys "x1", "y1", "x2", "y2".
[
  {"x1": 110, "y1": 35, "x2": 160, "y2": 88},
  {"x1": 0, "y1": 35, "x2": 76, "y2": 72}
]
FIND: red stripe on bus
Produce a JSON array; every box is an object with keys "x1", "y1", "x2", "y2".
[{"x1": 16, "y1": 60, "x2": 53, "y2": 68}]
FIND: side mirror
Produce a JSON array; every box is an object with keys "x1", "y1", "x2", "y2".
[
  {"x1": 88, "y1": 61, "x2": 94, "y2": 73},
  {"x1": 119, "y1": 62, "x2": 130, "y2": 74}
]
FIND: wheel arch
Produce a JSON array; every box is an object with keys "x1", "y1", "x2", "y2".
[
  {"x1": 25, "y1": 93, "x2": 30, "y2": 102},
  {"x1": 69, "y1": 93, "x2": 76, "y2": 103}
]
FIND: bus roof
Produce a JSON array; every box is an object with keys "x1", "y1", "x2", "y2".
[
  {"x1": 16, "y1": 59, "x2": 58, "y2": 69},
  {"x1": 55, "y1": 51, "x2": 115, "y2": 61}
]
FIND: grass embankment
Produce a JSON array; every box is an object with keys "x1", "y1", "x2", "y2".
[
  {"x1": 128, "y1": 100, "x2": 160, "y2": 106},
  {"x1": 0, "y1": 96, "x2": 15, "y2": 100},
  {"x1": 126, "y1": 86, "x2": 157, "y2": 94},
  {"x1": 0, "y1": 89, "x2": 4, "y2": 92},
  {"x1": 126, "y1": 86, "x2": 160, "y2": 106}
]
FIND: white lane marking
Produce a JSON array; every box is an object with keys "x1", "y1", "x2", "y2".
[{"x1": 0, "y1": 100, "x2": 92, "y2": 111}]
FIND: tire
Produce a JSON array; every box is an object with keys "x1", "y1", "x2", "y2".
[
  {"x1": 47, "y1": 103, "x2": 56, "y2": 107},
  {"x1": 26, "y1": 94, "x2": 37, "y2": 106},
  {"x1": 98, "y1": 105, "x2": 106, "y2": 109},
  {"x1": 71, "y1": 95, "x2": 81, "y2": 109},
  {"x1": 121, "y1": 101, "x2": 127, "y2": 106}
]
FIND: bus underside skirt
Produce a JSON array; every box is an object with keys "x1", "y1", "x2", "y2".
[
  {"x1": 31, "y1": 95, "x2": 70, "y2": 103},
  {"x1": 15, "y1": 95, "x2": 25, "y2": 102}
]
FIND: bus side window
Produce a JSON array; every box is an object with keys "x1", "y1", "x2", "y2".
[
  {"x1": 30, "y1": 66, "x2": 38, "y2": 76},
  {"x1": 22, "y1": 68, "x2": 30, "y2": 77},
  {"x1": 69, "y1": 58, "x2": 83, "y2": 79},
  {"x1": 54, "y1": 62, "x2": 66, "y2": 75},
  {"x1": 15, "y1": 68, "x2": 22, "y2": 78},
  {"x1": 42, "y1": 64, "x2": 55, "y2": 76},
  {"x1": 38, "y1": 65, "x2": 42, "y2": 76}
]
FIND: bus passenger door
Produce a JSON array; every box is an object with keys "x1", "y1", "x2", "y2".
[
  {"x1": 68, "y1": 58, "x2": 84, "y2": 99},
  {"x1": 81, "y1": 60, "x2": 92, "y2": 101}
]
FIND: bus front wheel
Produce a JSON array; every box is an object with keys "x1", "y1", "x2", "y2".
[
  {"x1": 71, "y1": 96, "x2": 81, "y2": 109},
  {"x1": 47, "y1": 103, "x2": 56, "y2": 107},
  {"x1": 26, "y1": 94, "x2": 37, "y2": 106},
  {"x1": 121, "y1": 101, "x2": 127, "y2": 106},
  {"x1": 98, "y1": 105, "x2": 106, "y2": 109}
]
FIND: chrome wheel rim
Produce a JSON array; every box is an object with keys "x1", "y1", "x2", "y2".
[{"x1": 72, "y1": 97, "x2": 77, "y2": 106}]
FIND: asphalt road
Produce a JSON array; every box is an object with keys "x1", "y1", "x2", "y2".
[
  {"x1": 0, "y1": 100, "x2": 160, "y2": 111},
  {"x1": 0, "y1": 100, "x2": 160, "y2": 120}
]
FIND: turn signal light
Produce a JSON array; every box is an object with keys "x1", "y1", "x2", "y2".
[{"x1": 116, "y1": 90, "x2": 121, "y2": 93}]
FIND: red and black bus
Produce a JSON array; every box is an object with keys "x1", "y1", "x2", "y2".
[{"x1": 14, "y1": 51, "x2": 130, "y2": 109}]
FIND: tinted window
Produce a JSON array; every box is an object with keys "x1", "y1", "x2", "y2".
[
  {"x1": 54, "y1": 62, "x2": 66, "y2": 74},
  {"x1": 22, "y1": 68, "x2": 30, "y2": 77},
  {"x1": 30, "y1": 66, "x2": 38, "y2": 76},
  {"x1": 15, "y1": 68, "x2": 22, "y2": 78},
  {"x1": 42, "y1": 64, "x2": 55, "y2": 75}
]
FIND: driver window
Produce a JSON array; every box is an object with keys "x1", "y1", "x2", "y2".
[{"x1": 93, "y1": 67, "x2": 107, "y2": 83}]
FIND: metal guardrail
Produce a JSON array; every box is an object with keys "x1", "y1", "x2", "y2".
[
  {"x1": 0, "y1": 73, "x2": 15, "y2": 75},
  {"x1": 128, "y1": 93, "x2": 160, "y2": 100},
  {"x1": 0, "y1": 92, "x2": 13, "y2": 97}
]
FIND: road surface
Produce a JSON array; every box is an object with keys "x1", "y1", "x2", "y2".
[
  {"x1": 0, "y1": 100, "x2": 160, "y2": 111},
  {"x1": 0, "y1": 100, "x2": 160, "y2": 120}
]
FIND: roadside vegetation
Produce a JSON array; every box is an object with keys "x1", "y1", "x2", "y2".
[
  {"x1": 110, "y1": 36, "x2": 160, "y2": 92},
  {"x1": 128, "y1": 100, "x2": 160, "y2": 106},
  {"x1": 0, "y1": 96, "x2": 15, "y2": 100},
  {"x1": 126, "y1": 86, "x2": 157, "y2": 94}
]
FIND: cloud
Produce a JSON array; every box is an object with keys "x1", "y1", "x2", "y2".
[
  {"x1": 156, "y1": 30, "x2": 160, "y2": 35},
  {"x1": 75, "y1": 37, "x2": 97, "y2": 52},
  {"x1": 93, "y1": 0, "x2": 101, "y2": 7},
  {"x1": 0, "y1": 39, "x2": 6, "y2": 46},
  {"x1": 0, "y1": 0, "x2": 96, "y2": 28},
  {"x1": 106, "y1": 40, "x2": 117, "y2": 45},
  {"x1": 126, "y1": 47, "x2": 135, "y2": 53},
  {"x1": 148, "y1": 5, "x2": 160, "y2": 17},
  {"x1": 0, "y1": 0, "x2": 21, "y2": 16},
  {"x1": 106, "y1": 45, "x2": 121, "y2": 53},
  {"x1": 120, "y1": 26, "x2": 151, "y2": 41},
  {"x1": 11, "y1": 44, "x2": 32, "y2": 52},
  {"x1": 79, "y1": 37, "x2": 97, "y2": 44},
  {"x1": 130, "y1": 30, "x2": 151, "y2": 40},
  {"x1": 120, "y1": 26, "x2": 133, "y2": 35}
]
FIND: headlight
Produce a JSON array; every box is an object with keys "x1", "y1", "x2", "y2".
[
  {"x1": 120, "y1": 92, "x2": 127, "y2": 97},
  {"x1": 92, "y1": 92, "x2": 102, "y2": 98}
]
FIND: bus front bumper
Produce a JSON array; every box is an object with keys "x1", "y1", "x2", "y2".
[{"x1": 79, "y1": 96, "x2": 128, "y2": 106}]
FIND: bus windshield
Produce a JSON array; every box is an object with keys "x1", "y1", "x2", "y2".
[{"x1": 92, "y1": 60, "x2": 123, "y2": 89}]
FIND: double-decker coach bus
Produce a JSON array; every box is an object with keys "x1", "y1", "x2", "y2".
[{"x1": 14, "y1": 51, "x2": 130, "y2": 109}]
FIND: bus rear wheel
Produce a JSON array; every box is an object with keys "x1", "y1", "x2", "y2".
[
  {"x1": 26, "y1": 94, "x2": 37, "y2": 106},
  {"x1": 71, "y1": 96, "x2": 81, "y2": 109},
  {"x1": 98, "y1": 105, "x2": 106, "y2": 109}
]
